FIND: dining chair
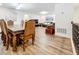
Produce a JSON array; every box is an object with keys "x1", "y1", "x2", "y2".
[
  {"x1": 19, "y1": 20, "x2": 35, "y2": 51},
  {"x1": 0, "y1": 19, "x2": 10, "y2": 50}
]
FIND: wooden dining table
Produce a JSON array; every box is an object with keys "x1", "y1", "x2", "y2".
[{"x1": 8, "y1": 25, "x2": 24, "y2": 51}]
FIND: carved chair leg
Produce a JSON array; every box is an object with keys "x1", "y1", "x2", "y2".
[
  {"x1": 32, "y1": 34, "x2": 35, "y2": 45},
  {"x1": 26, "y1": 40, "x2": 29, "y2": 43},
  {"x1": 23, "y1": 41, "x2": 25, "y2": 51},
  {"x1": 6, "y1": 38, "x2": 9, "y2": 50},
  {"x1": 3, "y1": 39, "x2": 6, "y2": 46},
  {"x1": 23, "y1": 39, "x2": 29, "y2": 51},
  {"x1": 2, "y1": 34, "x2": 6, "y2": 46}
]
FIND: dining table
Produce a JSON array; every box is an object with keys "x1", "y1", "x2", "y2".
[{"x1": 8, "y1": 25, "x2": 24, "y2": 51}]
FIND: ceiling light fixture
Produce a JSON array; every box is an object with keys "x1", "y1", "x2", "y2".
[
  {"x1": 40, "y1": 11, "x2": 48, "y2": 15},
  {"x1": 23, "y1": 14, "x2": 30, "y2": 21}
]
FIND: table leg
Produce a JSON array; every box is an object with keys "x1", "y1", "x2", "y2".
[{"x1": 13, "y1": 34, "x2": 17, "y2": 51}]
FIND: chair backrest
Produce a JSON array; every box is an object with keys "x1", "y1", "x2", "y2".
[
  {"x1": 7, "y1": 20, "x2": 14, "y2": 26},
  {"x1": 0, "y1": 19, "x2": 8, "y2": 36},
  {"x1": 24, "y1": 20, "x2": 35, "y2": 36}
]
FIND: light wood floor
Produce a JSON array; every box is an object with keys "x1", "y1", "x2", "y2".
[{"x1": 0, "y1": 27, "x2": 73, "y2": 55}]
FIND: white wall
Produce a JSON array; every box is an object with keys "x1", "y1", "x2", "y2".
[
  {"x1": 14, "y1": 12, "x2": 41, "y2": 25},
  {"x1": 0, "y1": 7, "x2": 17, "y2": 21},
  {"x1": 16, "y1": 11, "x2": 55, "y2": 24},
  {"x1": 14, "y1": 11, "x2": 25, "y2": 25},
  {"x1": 73, "y1": 7, "x2": 79, "y2": 23},
  {"x1": 55, "y1": 4, "x2": 74, "y2": 38}
]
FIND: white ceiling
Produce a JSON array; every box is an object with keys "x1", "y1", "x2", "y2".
[
  {"x1": 1, "y1": 3, "x2": 79, "y2": 15},
  {"x1": 1, "y1": 3, "x2": 55, "y2": 15}
]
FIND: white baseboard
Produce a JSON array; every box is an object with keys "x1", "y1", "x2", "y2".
[{"x1": 55, "y1": 33, "x2": 70, "y2": 38}]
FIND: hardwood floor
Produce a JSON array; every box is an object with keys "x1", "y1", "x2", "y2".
[{"x1": 0, "y1": 27, "x2": 73, "y2": 55}]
